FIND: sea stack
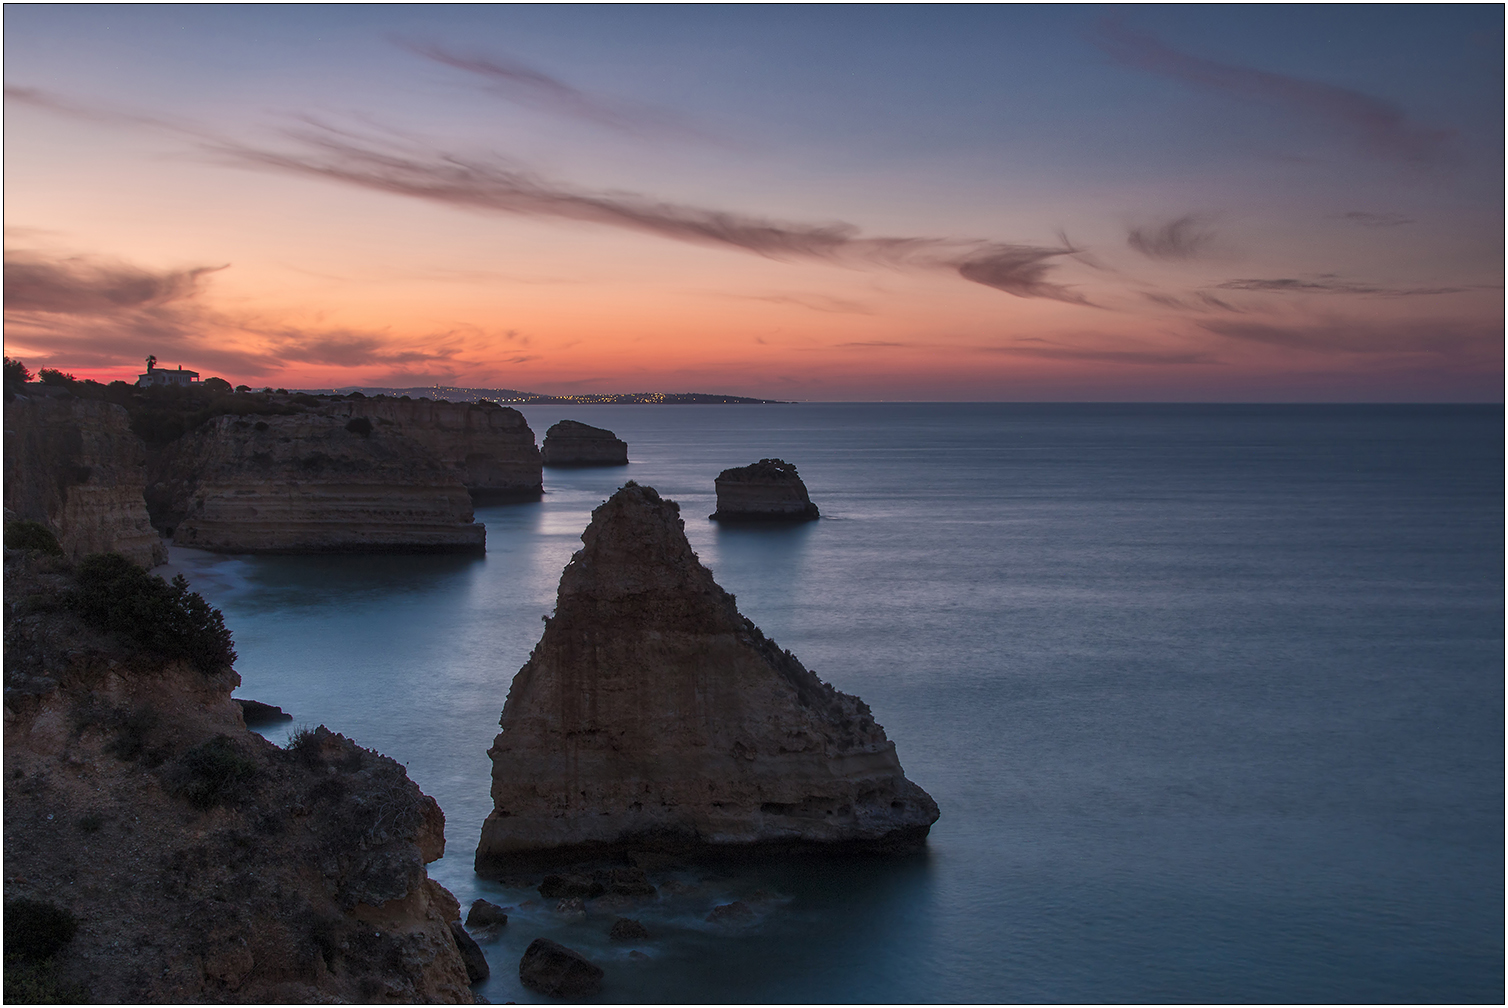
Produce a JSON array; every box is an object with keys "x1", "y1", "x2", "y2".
[
  {"x1": 475, "y1": 482, "x2": 937, "y2": 872},
  {"x1": 709, "y1": 458, "x2": 819, "y2": 521},
  {"x1": 541, "y1": 420, "x2": 629, "y2": 467}
]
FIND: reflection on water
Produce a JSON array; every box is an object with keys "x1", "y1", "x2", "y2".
[{"x1": 164, "y1": 404, "x2": 1503, "y2": 1003}]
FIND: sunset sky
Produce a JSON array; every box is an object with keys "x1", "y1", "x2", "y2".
[{"x1": 4, "y1": 5, "x2": 1502, "y2": 400}]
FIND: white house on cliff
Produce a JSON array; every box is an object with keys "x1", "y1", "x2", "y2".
[{"x1": 137, "y1": 355, "x2": 200, "y2": 388}]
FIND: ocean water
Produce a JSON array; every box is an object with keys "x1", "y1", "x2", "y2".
[{"x1": 162, "y1": 403, "x2": 1504, "y2": 1004}]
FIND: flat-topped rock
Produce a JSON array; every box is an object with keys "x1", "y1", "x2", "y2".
[
  {"x1": 323, "y1": 398, "x2": 542, "y2": 501},
  {"x1": 709, "y1": 458, "x2": 819, "y2": 521},
  {"x1": 475, "y1": 482, "x2": 936, "y2": 873},
  {"x1": 154, "y1": 414, "x2": 485, "y2": 554},
  {"x1": 542, "y1": 420, "x2": 629, "y2": 467}
]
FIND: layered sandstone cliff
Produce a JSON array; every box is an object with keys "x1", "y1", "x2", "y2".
[
  {"x1": 3, "y1": 552, "x2": 476, "y2": 1003},
  {"x1": 152, "y1": 414, "x2": 485, "y2": 553},
  {"x1": 709, "y1": 458, "x2": 819, "y2": 521},
  {"x1": 476, "y1": 483, "x2": 937, "y2": 872},
  {"x1": 322, "y1": 398, "x2": 542, "y2": 500},
  {"x1": 541, "y1": 420, "x2": 629, "y2": 467},
  {"x1": 4, "y1": 393, "x2": 166, "y2": 568}
]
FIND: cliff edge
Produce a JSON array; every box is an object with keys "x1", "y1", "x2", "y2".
[
  {"x1": 476, "y1": 483, "x2": 937, "y2": 873},
  {"x1": 4, "y1": 394, "x2": 166, "y2": 568},
  {"x1": 153, "y1": 414, "x2": 485, "y2": 554},
  {"x1": 3, "y1": 549, "x2": 477, "y2": 1003}
]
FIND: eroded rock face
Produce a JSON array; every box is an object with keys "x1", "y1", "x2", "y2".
[
  {"x1": 4, "y1": 394, "x2": 166, "y2": 567},
  {"x1": 322, "y1": 398, "x2": 542, "y2": 501},
  {"x1": 153, "y1": 413, "x2": 485, "y2": 553},
  {"x1": 541, "y1": 420, "x2": 629, "y2": 467},
  {"x1": 2, "y1": 554, "x2": 476, "y2": 1003},
  {"x1": 476, "y1": 483, "x2": 937, "y2": 872},
  {"x1": 709, "y1": 458, "x2": 819, "y2": 521}
]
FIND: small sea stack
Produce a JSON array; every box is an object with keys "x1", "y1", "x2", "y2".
[
  {"x1": 475, "y1": 482, "x2": 937, "y2": 873},
  {"x1": 541, "y1": 420, "x2": 629, "y2": 467},
  {"x1": 709, "y1": 458, "x2": 819, "y2": 521}
]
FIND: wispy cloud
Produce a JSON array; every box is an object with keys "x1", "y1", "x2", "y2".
[
  {"x1": 716, "y1": 291, "x2": 876, "y2": 314},
  {"x1": 2, "y1": 246, "x2": 496, "y2": 381},
  {"x1": 977, "y1": 337, "x2": 1217, "y2": 365},
  {"x1": 836, "y1": 340, "x2": 909, "y2": 348},
  {"x1": 1127, "y1": 214, "x2": 1216, "y2": 261},
  {"x1": 1201, "y1": 318, "x2": 1497, "y2": 355},
  {"x1": 4, "y1": 250, "x2": 224, "y2": 314},
  {"x1": 1094, "y1": 21, "x2": 1452, "y2": 163},
  {"x1": 396, "y1": 39, "x2": 707, "y2": 141},
  {"x1": 5, "y1": 87, "x2": 1091, "y2": 305},
  {"x1": 1213, "y1": 276, "x2": 1468, "y2": 296},
  {"x1": 1336, "y1": 211, "x2": 1415, "y2": 228}
]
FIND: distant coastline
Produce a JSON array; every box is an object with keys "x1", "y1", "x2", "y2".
[{"x1": 293, "y1": 385, "x2": 789, "y2": 405}]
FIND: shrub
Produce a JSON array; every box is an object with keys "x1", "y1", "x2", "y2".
[
  {"x1": 4, "y1": 356, "x2": 33, "y2": 383},
  {"x1": 68, "y1": 553, "x2": 236, "y2": 673},
  {"x1": 37, "y1": 368, "x2": 77, "y2": 386},
  {"x1": 201, "y1": 377, "x2": 232, "y2": 392},
  {"x1": 166, "y1": 735, "x2": 258, "y2": 809},
  {"x1": 345, "y1": 417, "x2": 372, "y2": 437},
  {"x1": 5, "y1": 521, "x2": 63, "y2": 556},
  {"x1": 4, "y1": 900, "x2": 77, "y2": 962}
]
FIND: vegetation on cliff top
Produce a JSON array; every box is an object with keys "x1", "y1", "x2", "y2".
[{"x1": 69, "y1": 553, "x2": 236, "y2": 673}]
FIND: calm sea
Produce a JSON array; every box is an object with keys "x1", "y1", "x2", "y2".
[{"x1": 163, "y1": 403, "x2": 1504, "y2": 1004}]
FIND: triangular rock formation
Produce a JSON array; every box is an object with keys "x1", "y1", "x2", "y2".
[{"x1": 476, "y1": 483, "x2": 938, "y2": 872}]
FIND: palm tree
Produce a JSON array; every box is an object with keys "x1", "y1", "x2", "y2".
[{"x1": 145, "y1": 354, "x2": 157, "y2": 372}]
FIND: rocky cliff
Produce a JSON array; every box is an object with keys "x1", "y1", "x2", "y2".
[
  {"x1": 151, "y1": 414, "x2": 486, "y2": 554},
  {"x1": 3, "y1": 550, "x2": 476, "y2": 1003},
  {"x1": 322, "y1": 398, "x2": 542, "y2": 500},
  {"x1": 541, "y1": 420, "x2": 629, "y2": 467},
  {"x1": 4, "y1": 393, "x2": 167, "y2": 568},
  {"x1": 476, "y1": 483, "x2": 937, "y2": 872},
  {"x1": 709, "y1": 458, "x2": 819, "y2": 521}
]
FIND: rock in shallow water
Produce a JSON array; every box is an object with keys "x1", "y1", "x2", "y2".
[
  {"x1": 519, "y1": 938, "x2": 604, "y2": 1000},
  {"x1": 475, "y1": 481, "x2": 938, "y2": 873},
  {"x1": 448, "y1": 921, "x2": 490, "y2": 983},
  {"x1": 466, "y1": 899, "x2": 508, "y2": 929},
  {"x1": 609, "y1": 917, "x2": 650, "y2": 941}
]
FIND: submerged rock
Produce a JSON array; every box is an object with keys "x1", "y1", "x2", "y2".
[
  {"x1": 705, "y1": 901, "x2": 755, "y2": 926},
  {"x1": 476, "y1": 482, "x2": 937, "y2": 872},
  {"x1": 708, "y1": 458, "x2": 819, "y2": 521},
  {"x1": 609, "y1": 917, "x2": 650, "y2": 941},
  {"x1": 518, "y1": 938, "x2": 604, "y2": 1000},
  {"x1": 542, "y1": 420, "x2": 629, "y2": 467}
]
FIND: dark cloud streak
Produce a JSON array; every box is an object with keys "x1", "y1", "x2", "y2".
[
  {"x1": 1127, "y1": 214, "x2": 1216, "y2": 260},
  {"x1": 1094, "y1": 21, "x2": 1452, "y2": 163},
  {"x1": 1214, "y1": 276, "x2": 1467, "y2": 296}
]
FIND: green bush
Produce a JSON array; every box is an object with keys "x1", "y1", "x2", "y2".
[
  {"x1": 5, "y1": 521, "x2": 63, "y2": 556},
  {"x1": 167, "y1": 735, "x2": 259, "y2": 809},
  {"x1": 345, "y1": 416, "x2": 373, "y2": 437},
  {"x1": 69, "y1": 553, "x2": 236, "y2": 673},
  {"x1": 4, "y1": 356, "x2": 33, "y2": 383}
]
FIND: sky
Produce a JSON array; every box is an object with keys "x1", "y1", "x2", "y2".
[{"x1": 4, "y1": 4, "x2": 1502, "y2": 401}]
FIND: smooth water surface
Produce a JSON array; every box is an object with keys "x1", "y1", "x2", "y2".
[{"x1": 164, "y1": 404, "x2": 1504, "y2": 1003}]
